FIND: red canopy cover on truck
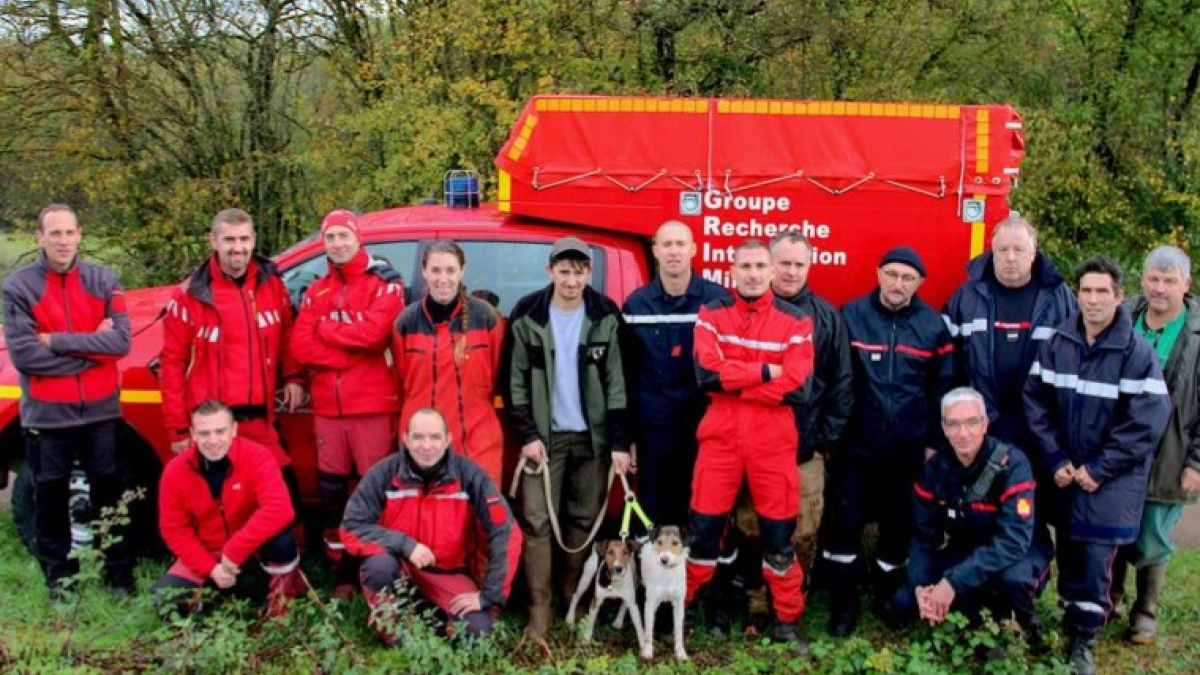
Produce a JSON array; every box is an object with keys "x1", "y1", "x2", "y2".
[{"x1": 495, "y1": 95, "x2": 1024, "y2": 307}]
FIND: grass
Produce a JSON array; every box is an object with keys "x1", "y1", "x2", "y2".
[{"x1": 0, "y1": 506, "x2": 1197, "y2": 674}]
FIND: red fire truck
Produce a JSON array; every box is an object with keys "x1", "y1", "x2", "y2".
[{"x1": 0, "y1": 95, "x2": 1024, "y2": 551}]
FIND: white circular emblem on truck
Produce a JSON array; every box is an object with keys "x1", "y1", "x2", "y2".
[
  {"x1": 679, "y1": 192, "x2": 702, "y2": 216},
  {"x1": 962, "y1": 199, "x2": 985, "y2": 223}
]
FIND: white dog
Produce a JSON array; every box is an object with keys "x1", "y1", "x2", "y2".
[
  {"x1": 565, "y1": 539, "x2": 646, "y2": 648},
  {"x1": 638, "y1": 525, "x2": 689, "y2": 661}
]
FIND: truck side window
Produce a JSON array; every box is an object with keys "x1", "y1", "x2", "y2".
[
  {"x1": 453, "y1": 241, "x2": 605, "y2": 317},
  {"x1": 281, "y1": 242, "x2": 420, "y2": 310}
]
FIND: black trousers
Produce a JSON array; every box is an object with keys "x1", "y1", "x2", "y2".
[
  {"x1": 25, "y1": 419, "x2": 131, "y2": 586},
  {"x1": 824, "y1": 449, "x2": 923, "y2": 569},
  {"x1": 637, "y1": 408, "x2": 704, "y2": 527}
]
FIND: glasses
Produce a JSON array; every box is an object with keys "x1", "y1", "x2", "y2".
[
  {"x1": 942, "y1": 417, "x2": 985, "y2": 432},
  {"x1": 881, "y1": 269, "x2": 920, "y2": 284}
]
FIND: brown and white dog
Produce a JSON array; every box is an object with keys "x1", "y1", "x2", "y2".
[
  {"x1": 566, "y1": 539, "x2": 646, "y2": 648},
  {"x1": 638, "y1": 525, "x2": 690, "y2": 661}
]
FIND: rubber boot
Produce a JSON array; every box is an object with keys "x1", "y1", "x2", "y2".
[
  {"x1": 826, "y1": 559, "x2": 860, "y2": 638},
  {"x1": 266, "y1": 566, "x2": 306, "y2": 618},
  {"x1": 363, "y1": 586, "x2": 402, "y2": 645},
  {"x1": 524, "y1": 535, "x2": 554, "y2": 641},
  {"x1": 560, "y1": 548, "x2": 589, "y2": 606},
  {"x1": 1067, "y1": 636, "x2": 1097, "y2": 675},
  {"x1": 1127, "y1": 563, "x2": 1166, "y2": 645}
]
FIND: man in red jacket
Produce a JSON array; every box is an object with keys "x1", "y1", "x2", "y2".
[
  {"x1": 2, "y1": 204, "x2": 133, "y2": 599},
  {"x1": 290, "y1": 210, "x2": 404, "y2": 591},
  {"x1": 341, "y1": 408, "x2": 521, "y2": 642},
  {"x1": 686, "y1": 239, "x2": 815, "y2": 650},
  {"x1": 151, "y1": 400, "x2": 303, "y2": 617},
  {"x1": 160, "y1": 208, "x2": 305, "y2": 468}
]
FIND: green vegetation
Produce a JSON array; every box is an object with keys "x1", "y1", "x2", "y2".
[
  {"x1": 0, "y1": 1, "x2": 1197, "y2": 284},
  {"x1": 0, "y1": 498, "x2": 1196, "y2": 674}
]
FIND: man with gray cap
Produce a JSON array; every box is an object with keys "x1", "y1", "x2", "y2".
[
  {"x1": 823, "y1": 246, "x2": 955, "y2": 636},
  {"x1": 507, "y1": 236, "x2": 632, "y2": 643}
]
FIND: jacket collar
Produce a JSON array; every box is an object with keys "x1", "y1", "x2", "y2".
[
  {"x1": 34, "y1": 249, "x2": 80, "y2": 276},
  {"x1": 524, "y1": 283, "x2": 616, "y2": 325},
  {"x1": 186, "y1": 253, "x2": 280, "y2": 305},
  {"x1": 734, "y1": 287, "x2": 775, "y2": 312},
  {"x1": 396, "y1": 445, "x2": 456, "y2": 486},
  {"x1": 1058, "y1": 305, "x2": 1135, "y2": 350},
  {"x1": 1126, "y1": 294, "x2": 1200, "y2": 334},
  {"x1": 328, "y1": 246, "x2": 369, "y2": 279},
  {"x1": 185, "y1": 436, "x2": 248, "y2": 473},
  {"x1": 651, "y1": 272, "x2": 707, "y2": 300},
  {"x1": 868, "y1": 286, "x2": 925, "y2": 316}
]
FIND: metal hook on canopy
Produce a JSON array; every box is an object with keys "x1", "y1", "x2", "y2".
[{"x1": 670, "y1": 170, "x2": 704, "y2": 192}]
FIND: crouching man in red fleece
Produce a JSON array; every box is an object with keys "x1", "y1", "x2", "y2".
[
  {"x1": 341, "y1": 408, "x2": 521, "y2": 642},
  {"x1": 151, "y1": 400, "x2": 303, "y2": 618}
]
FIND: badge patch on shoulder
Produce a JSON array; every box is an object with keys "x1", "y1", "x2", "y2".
[
  {"x1": 487, "y1": 495, "x2": 507, "y2": 526},
  {"x1": 1016, "y1": 498, "x2": 1032, "y2": 519}
]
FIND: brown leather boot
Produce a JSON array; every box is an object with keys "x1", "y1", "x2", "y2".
[{"x1": 524, "y1": 535, "x2": 554, "y2": 641}]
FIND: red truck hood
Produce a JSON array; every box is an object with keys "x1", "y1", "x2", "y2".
[{"x1": 0, "y1": 284, "x2": 176, "y2": 353}]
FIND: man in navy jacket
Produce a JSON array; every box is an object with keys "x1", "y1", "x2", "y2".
[{"x1": 1025, "y1": 255, "x2": 1171, "y2": 675}]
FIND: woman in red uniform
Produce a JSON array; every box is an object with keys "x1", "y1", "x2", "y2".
[{"x1": 393, "y1": 241, "x2": 506, "y2": 486}]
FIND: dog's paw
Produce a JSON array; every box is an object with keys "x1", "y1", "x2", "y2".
[
  {"x1": 640, "y1": 646, "x2": 653, "y2": 661},
  {"x1": 674, "y1": 648, "x2": 689, "y2": 662}
]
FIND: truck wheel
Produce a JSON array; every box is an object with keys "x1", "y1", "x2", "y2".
[
  {"x1": 10, "y1": 461, "x2": 36, "y2": 553},
  {"x1": 9, "y1": 427, "x2": 165, "y2": 559}
]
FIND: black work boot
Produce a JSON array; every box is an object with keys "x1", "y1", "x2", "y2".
[{"x1": 772, "y1": 620, "x2": 811, "y2": 655}]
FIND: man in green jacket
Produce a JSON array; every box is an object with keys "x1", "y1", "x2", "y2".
[
  {"x1": 1117, "y1": 244, "x2": 1200, "y2": 644},
  {"x1": 508, "y1": 236, "x2": 633, "y2": 642}
]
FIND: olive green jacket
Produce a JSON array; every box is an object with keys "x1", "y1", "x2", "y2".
[
  {"x1": 507, "y1": 285, "x2": 631, "y2": 456},
  {"x1": 1125, "y1": 294, "x2": 1200, "y2": 504}
]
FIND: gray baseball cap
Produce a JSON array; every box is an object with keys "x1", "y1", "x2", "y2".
[{"x1": 548, "y1": 236, "x2": 591, "y2": 264}]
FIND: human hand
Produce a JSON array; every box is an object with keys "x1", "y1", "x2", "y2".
[
  {"x1": 612, "y1": 451, "x2": 632, "y2": 476},
  {"x1": 767, "y1": 364, "x2": 783, "y2": 379},
  {"x1": 448, "y1": 591, "x2": 482, "y2": 616},
  {"x1": 407, "y1": 543, "x2": 436, "y2": 569},
  {"x1": 281, "y1": 382, "x2": 306, "y2": 412},
  {"x1": 1054, "y1": 464, "x2": 1076, "y2": 488},
  {"x1": 95, "y1": 318, "x2": 113, "y2": 332},
  {"x1": 1074, "y1": 466, "x2": 1100, "y2": 493},
  {"x1": 520, "y1": 440, "x2": 547, "y2": 465},
  {"x1": 37, "y1": 333, "x2": 51, "y2": 347},
  {"x1": 1183, "y1": 467, "x2": 1200, "y2": 493}
]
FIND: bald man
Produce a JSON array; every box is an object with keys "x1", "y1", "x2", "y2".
[{"x1": 622, "y1": 221, "x2": 728, "y2": 526}]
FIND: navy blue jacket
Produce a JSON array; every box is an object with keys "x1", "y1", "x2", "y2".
[
  {"x1": 1023, "y1": 307, "x2": 1172, "y2": 544},
  {"x1": 911, "y1": 438, "x2": 1037, "y2": 595},
  {"x1": 622, "y1": 273, "x2": 728, "y2": 421},
  {"x1": 779, "y1": 286, "x2": 854, "y2": 462},
  {"x1": 842, "y1": 290, "x2": 955, "y2": 456},
  {"x1": 942, "y1": 252, "x2": 1077, "y2": 444}
]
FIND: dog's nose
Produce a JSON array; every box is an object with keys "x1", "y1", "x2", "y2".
[
  {"x1": 614, "y1": 564, "x2": 624, "y2": 574},
  {"x1": 660, "y1": 555, "x2": 671, "y2": 564}
]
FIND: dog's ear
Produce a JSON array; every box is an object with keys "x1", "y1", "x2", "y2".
[
  {"x1": 594, "y1": 540, "x2": 607, "y2": 557},
  {"x1": 625, "y1": 538, "x2": 640, "y2": 556},
  {"x1": 649, "y1": 525, "x2": 661, "y2": 542}
]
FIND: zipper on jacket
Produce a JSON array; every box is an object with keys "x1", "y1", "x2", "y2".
[
  {"x1": 884, "y1": 316, "x2": 898, "y2": 434},
  {"x1": 59, "y1": 273, "x2": 87, "y2": 419},
  {"x1": 452, "y1": 320, "x2": 470, "y2": 456},
  {"x1": 333, "y1": 272, "x2": 348, "y2": 418},
  {"x1": 239, "y1": 288, "x2": 257, "y2": 405}
]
